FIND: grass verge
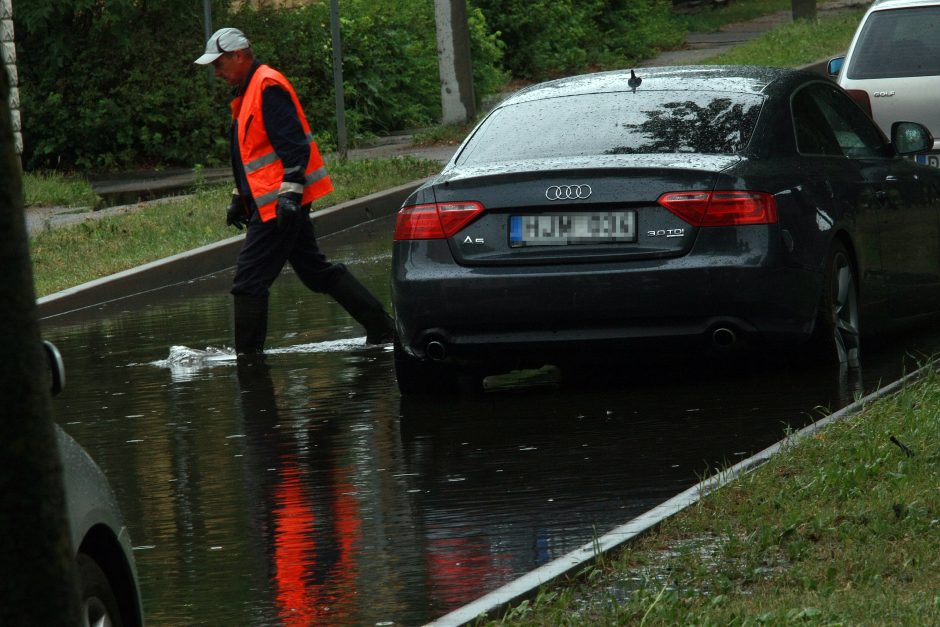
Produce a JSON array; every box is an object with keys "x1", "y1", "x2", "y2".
[
  {"x1": 484, "y1": 366, "x2": 940, "y2": 625},
  {"x1": 700, "y1": 9, "x2": 866, "y2": 67},
  {"x1": 679, "y1": 0, "x2": 853, "y2": 34},
  {"x1": 24, "y1": 171, "x2": 102, "y2": 209},
  {"x1": 28, "y1": 156, "x2": 440, "y2": 297}
]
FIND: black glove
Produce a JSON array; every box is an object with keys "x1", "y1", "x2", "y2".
[
  {"x1": 276, "y1": 193, "x2": 302, "y2": 229},
  {"x1": 226, "y1": 195, "x2": 247, "y2": 230}
]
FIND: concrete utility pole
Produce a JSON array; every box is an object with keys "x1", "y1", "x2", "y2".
[
  {"x1": 1, "y1": 0, "x2": 21, "y2": 163},
  {"x1": 434, "y1": 0, "x2": 476, "y2": 125},
  {"x1": 792, "y1": 0, "x2": 817, "y2": 21},
  {"x1": 202, "y1": 0, "x2": 214, "y2": 87},
  {"x1": 330, "y1": 0, "x2": 348, "y2": 159}
]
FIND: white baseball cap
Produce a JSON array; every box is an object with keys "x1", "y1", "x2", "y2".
[{"x1": 195, "y1": 27, "x2": 250, "y2": 65}]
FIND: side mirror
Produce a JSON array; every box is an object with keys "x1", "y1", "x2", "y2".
[
  {"x1": 891, "y1": 121, "x2": 934, "y2": 156},
  {"x1": 43, "y1": 340, "x2": 66, "y2": 396},
  {"x1": 828, "y1": 57, "x2": 845, "y2": 77}
]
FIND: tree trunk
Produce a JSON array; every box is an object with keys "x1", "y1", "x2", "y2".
[
  {"x1": 0, "y1": 64, "x2": 82, "y2": 625},
  {"x1": 792, "y1": 0, "x2": 817, "y2": 21}
]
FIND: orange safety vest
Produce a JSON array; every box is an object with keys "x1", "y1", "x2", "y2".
[{"x1": 230, "y1": 65, "x2": 333, "y2": 222}]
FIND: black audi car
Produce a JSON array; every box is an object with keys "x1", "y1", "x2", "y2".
[{"x1": 391, "y1": 65, "x2": 940, "y2": 394}]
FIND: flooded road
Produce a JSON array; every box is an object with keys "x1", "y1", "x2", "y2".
[{"x1": 40, "y1": 215, "x2": 940, "y2": 626}]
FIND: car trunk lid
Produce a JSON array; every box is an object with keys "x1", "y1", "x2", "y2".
[{"x1": 426, "y1": 155, "x2": 739, "y2": 266}]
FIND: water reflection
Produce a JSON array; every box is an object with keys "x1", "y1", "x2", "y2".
[
  {"x1": 39, "y1": 216, "x2": 939, "y2": 625},
  {"x1": 235, "y1": 361, "x2": 364, "y2": 625}
]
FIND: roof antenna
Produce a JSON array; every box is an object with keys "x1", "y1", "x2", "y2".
[{"x1": 628, "y1": 69, "x2": 642, "y2": 93}]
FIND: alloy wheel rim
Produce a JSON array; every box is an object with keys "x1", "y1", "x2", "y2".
[{"x1": 833, "y1": 252, "x2": 860, "y2": 366}]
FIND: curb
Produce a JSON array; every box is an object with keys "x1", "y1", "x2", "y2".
[
  {"x1": 427, "y1": 364, "x2": 927, "y2": 626},
  {"x1": 37, "y1": 179, "x2": 424, "y2": 320}
]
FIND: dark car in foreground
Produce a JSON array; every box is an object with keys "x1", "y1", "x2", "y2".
[
  {"x1": 59, "y1": 424, "x2": 144, "y2": 627},
  {"x1": 391, "y1": 65, "x2": 940, "y2": 394},
  {"x1": 45, "y1": 342, "x2": 144, "y2": 626}
]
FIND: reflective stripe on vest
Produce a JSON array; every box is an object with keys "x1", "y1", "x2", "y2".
[
  {"x1": 232, "y1": 65, "x2": 333, "y2": 222},
  {"x1": 254, "y1": 166, "x2": 330, "y2": 208}
]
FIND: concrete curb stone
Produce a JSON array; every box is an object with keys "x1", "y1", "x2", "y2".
[{"x1": 37, "y1": 179, "x2": 423, "y2": 319}]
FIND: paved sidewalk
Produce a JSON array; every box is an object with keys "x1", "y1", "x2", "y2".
[{"x1": 26, "y1": 0, "x2": 871, "y2": 235}]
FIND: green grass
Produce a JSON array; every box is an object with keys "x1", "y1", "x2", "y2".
[
  {"x1": 700, "y1": 10, "x2": 867, "y2": 67},
  {"x1": 484, "y1": 367, "x2": 940, "y2": 626},
  {"x1": 680, "y1": 0, "x2": 849, "y2": 34},
  {"x1": 23, "y1": 171, "x2": 102, "y2": 209},
  {"x1": 28, "y1": 156, "x2": 440, "y2": 297}
]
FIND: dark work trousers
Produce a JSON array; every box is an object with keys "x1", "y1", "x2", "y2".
[{"x1": 231, "y1": 206, "x2": 344, "y2": 298}]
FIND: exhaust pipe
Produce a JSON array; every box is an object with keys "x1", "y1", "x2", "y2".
[
  {"x1": 426, "y1": 339, "x2": 447, "y2": 361},
  {"x1": 712, "y1": 327, "x2": 737, "y2": 348}
]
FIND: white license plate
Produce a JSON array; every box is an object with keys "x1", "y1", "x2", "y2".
[
  {"x1": 915, "y1": 154, "x2": 940, "y2": 168},
  {"x1": 509, "y1": 211, "x2": 636, "y2": 247}
]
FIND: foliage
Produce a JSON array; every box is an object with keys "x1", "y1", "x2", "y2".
[
  {"x1": 470, "y1": 0, "x2": 682, "y2": 80},
  {"x1": 13, "y1": 0, "x2": 504, "y2": 172},
  {"x1": 15, "y1": 0, "x2": 231, "y2": 171},
  {"x1": 232, "y1": 0, "x2": 504, "y2": 146},
  {"x1": 12, "y1": 0, "x2": 842, "y2": 172}
]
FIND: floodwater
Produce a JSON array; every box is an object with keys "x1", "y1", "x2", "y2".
[{"x1": 40, "y1": 215, "x2": 940, "y2": 626}]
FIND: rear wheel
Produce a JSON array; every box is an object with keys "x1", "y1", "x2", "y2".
[
  {"x1": 813, "y1": 241, "x2": 860, "y2": 367},
  {"x1": 77, "y1": 552, "x2": 123, "y2": 627}
]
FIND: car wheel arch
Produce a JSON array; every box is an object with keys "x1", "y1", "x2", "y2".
[
  {"x1": 78, "y1": 524, "x2": 143, "y2": 627},
  {"x1": 831, "y1": 232, "x2": 859, "y2": 280}
]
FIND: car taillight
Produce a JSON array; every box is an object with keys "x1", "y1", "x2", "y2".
[
  {"x1": 844, "y1": 89, "x2": 873, "y2": 119},
  {"x1": 393, "y1": 201, "x2": 485, "y2": 240},
  {"x1": 657, "y1": 191, "x2": 777, "y2": 227}
]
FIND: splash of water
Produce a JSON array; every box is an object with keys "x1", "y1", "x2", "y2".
[{"x1": 150, "y1": 338, "x2": 391, "y2": 370}]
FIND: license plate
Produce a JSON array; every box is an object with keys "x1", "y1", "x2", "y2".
[
  {"x1": 509, "y1": 211, "x2": 636, "y2": 247},
  {"x1": 915, "y1": 154, "x2": 940, "y2": 167}
]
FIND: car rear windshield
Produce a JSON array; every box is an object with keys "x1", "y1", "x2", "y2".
[
  {"x1": 847, "y1": 6, "x2": 940, "y2": 79},
  {"x1": 455, "y1": 91, "x2": 763, "y2": 166}
]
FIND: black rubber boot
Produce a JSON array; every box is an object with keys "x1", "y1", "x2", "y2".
[
  {"x1": 233, "y1": 293, "x2": 269, "y2": 359},
  {"x1": 327, "y1": 269, "x2": 395, "y2": 345}
]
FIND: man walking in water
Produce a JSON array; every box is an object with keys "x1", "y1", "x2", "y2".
[{"x1": 195, "y1": 27, "x2": 394, "y2": 358}]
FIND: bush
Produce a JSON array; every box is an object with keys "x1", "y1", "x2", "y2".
[
  {"x1": 471, "y1": 0, "x2": 682, "y2": 80},
  {"x1": 15, "y1": 0, "x2": 230, "y2": 171},
  {"x1": 14, "y1": 0, "x2": 505, "y2": 171}
]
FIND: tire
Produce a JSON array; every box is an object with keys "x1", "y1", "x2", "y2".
[
  {"x1": 77, "y1": 552, "x2": 123, "y2": 627},
  {"x1": 813, "y1": 241, "x2": 860, "y2": 367},
  {"x1": 393, "y1": 340, "x2": 459, "y2": 395}
]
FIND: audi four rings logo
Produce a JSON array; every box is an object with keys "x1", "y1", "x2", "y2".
[{"x1": 545, "y1": 184, "x2": 592, "y2": 200}]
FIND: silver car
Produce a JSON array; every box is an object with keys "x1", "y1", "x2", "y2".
[{"x1": 829, "y1": 0, "x2": 940, "y2": 165}]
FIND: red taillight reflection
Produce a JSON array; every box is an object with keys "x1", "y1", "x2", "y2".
[
  {"x1": 657, "y1": 190, "x2": 777, "y2": 227},
  {"x1": 844, "y1": 89, "x2": 873, "y2": 118},
  {"x1": 393, "y1": 201, "x2": 485, "y2": 240}
]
